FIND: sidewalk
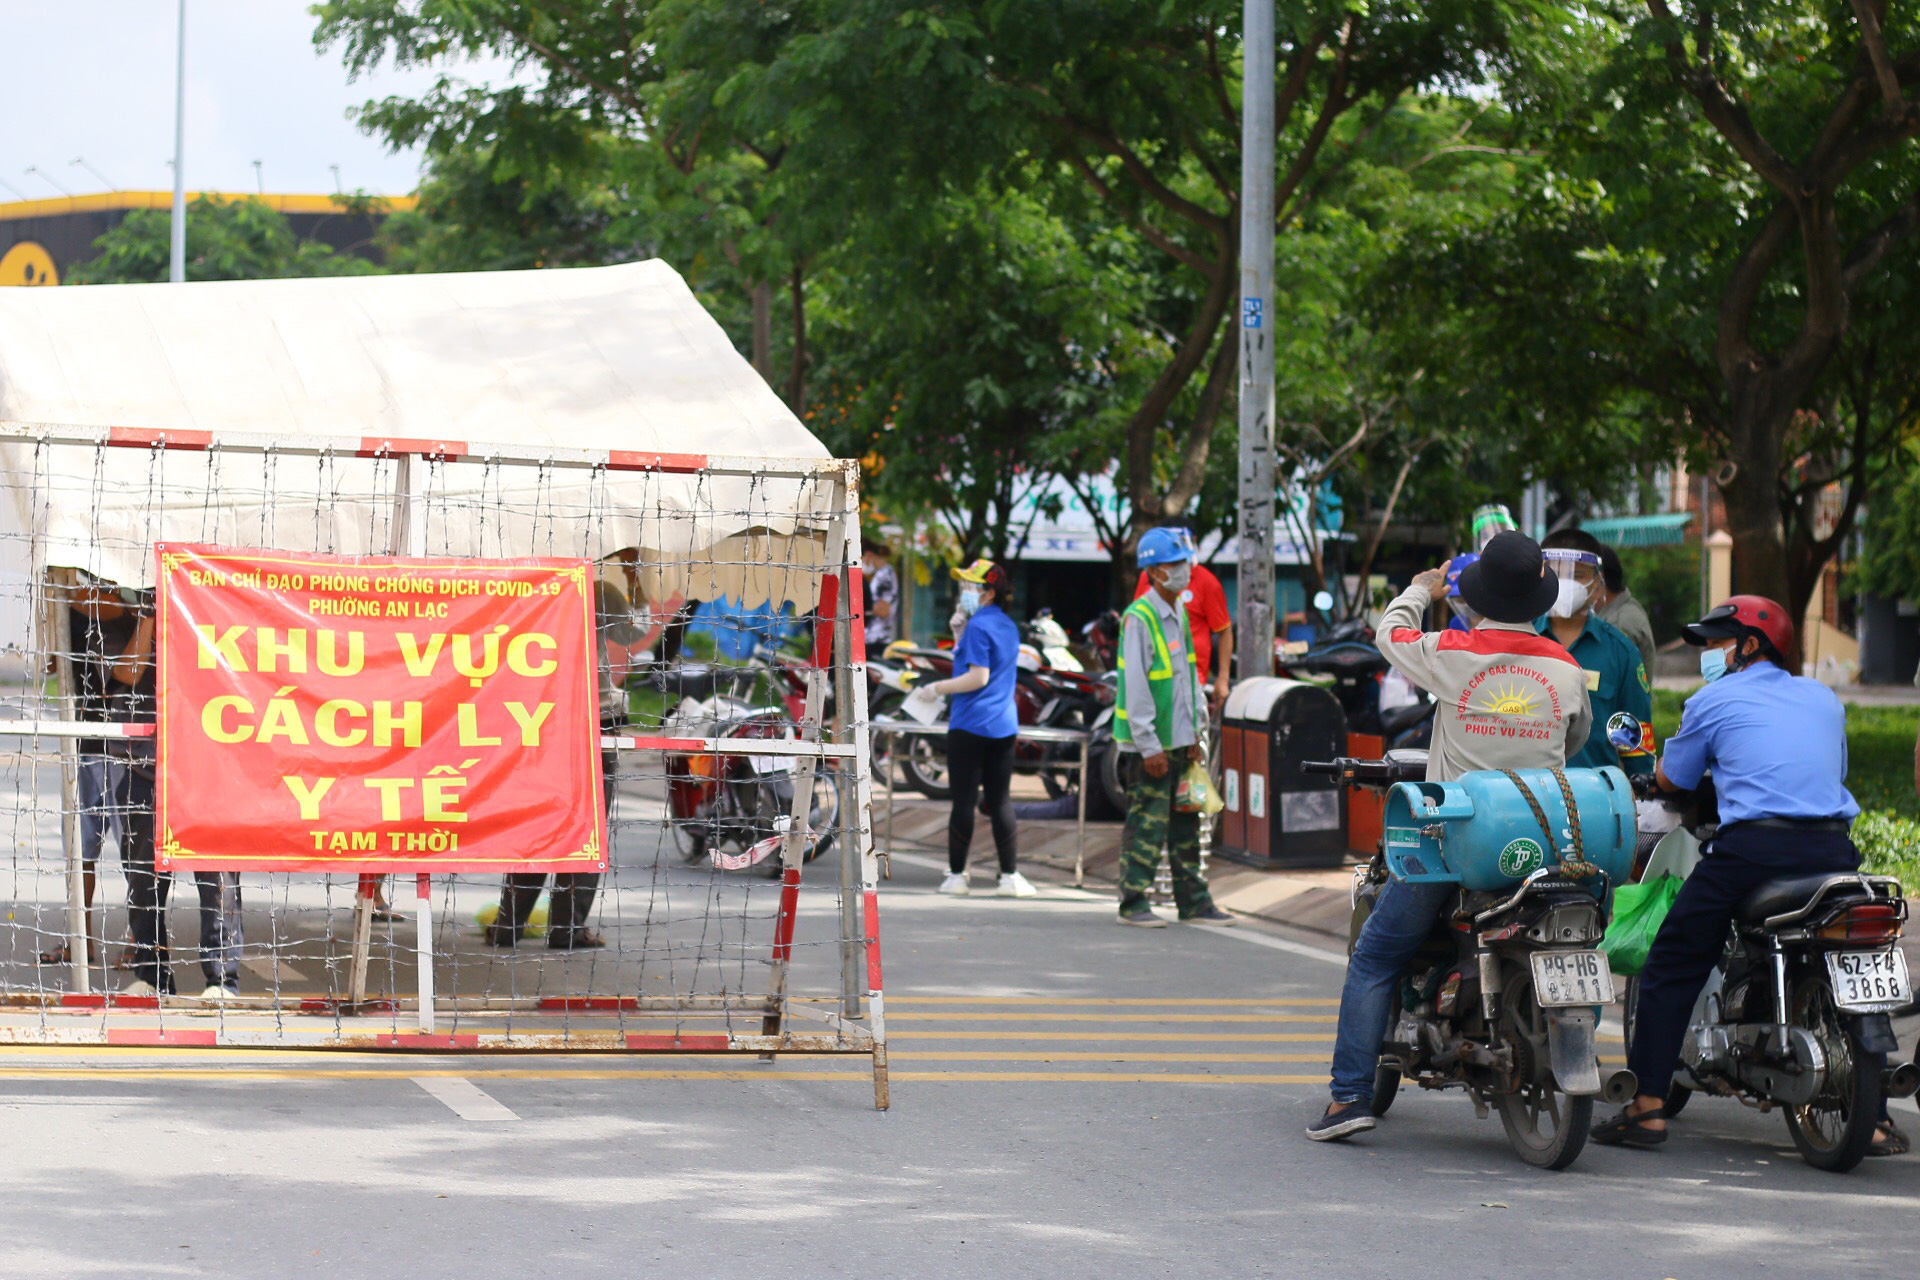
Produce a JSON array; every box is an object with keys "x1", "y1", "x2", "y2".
[{"x1": 879, "y1": 790, "x2": 1359, "y2": 937}]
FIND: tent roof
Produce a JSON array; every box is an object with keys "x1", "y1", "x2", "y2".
[{"x1": 0, "y1": 262, "x2": 837, "y2": 603}]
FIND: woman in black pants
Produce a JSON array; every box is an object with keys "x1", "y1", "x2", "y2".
[{"x1": 925, "y1": 560, "x2": 1035, "y2": 897}]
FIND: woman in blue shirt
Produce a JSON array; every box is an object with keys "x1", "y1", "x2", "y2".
[{"x1": 926, "y1": 559, "x2": 1036, "y2": 898}]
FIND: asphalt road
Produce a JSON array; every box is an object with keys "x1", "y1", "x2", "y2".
[{"x1": 2, "y1": 846, "x2": 1917, "y2": 1279}]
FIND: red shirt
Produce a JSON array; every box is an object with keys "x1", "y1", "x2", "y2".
[{"x1": 1133, "y1": 563, "x2": 1231, "y2": 681}]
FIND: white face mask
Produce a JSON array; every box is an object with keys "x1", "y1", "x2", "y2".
[
  {"x1": 1157, "y1": 563, "x2": 1192, "y2": 592},
  {"x1": 1547, "y1": 577, "x2": 1591, "y2": 619}
]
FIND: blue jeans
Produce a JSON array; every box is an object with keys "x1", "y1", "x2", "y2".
[{"x1": 1330, "y1": 877, "x2": 1455, "y2": 1105}]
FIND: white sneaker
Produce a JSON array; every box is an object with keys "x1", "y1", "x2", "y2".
[
  {"x1": 938, "y1": 873, "x2": 971, "y2": 895},
  {"x1": 199, "y1": 985, "x2": 236, "y2": 1001},
  {"x1": 996, "y1": 871, "x2": 1039, "y2": 898},
  {"x1": 120, "y1": 979, "x2": 158, "y2": 997}
]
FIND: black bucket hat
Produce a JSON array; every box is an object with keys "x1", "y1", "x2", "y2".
[{"x1": 1456, "y1": 530, "x2": 1559, "y2": 624}]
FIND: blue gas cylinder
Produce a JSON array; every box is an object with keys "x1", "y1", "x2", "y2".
[{"x1": 1380, "y1": 767, "x2": 1634, "y2": 890}]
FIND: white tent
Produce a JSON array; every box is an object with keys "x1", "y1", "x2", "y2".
[{"x1": 0, "y1": 261, "x2": 837, "y2": 608}]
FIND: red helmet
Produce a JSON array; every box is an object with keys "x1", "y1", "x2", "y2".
[{"x1": 1683, "y1": 594, "x2": 1793, "y2": 661}]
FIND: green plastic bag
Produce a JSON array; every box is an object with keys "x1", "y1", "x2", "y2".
[{"x1": 1600, "y1": 875, "x2": 1682, "y2": 977}]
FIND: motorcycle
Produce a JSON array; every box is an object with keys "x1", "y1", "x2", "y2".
[
  {"x1": 1283, "y1": 623, "x2": 1435, "y2": 750},
  {"x1": 887, "y1": 639, "x2": 1111, "y2": 803},
  {"x1": 1307, "y1": 752, "x2": 1638, "y2": 1169},
  {"x1": 1615, "y1": 716, "x2": 1919, "y2": 1172},
  {"x1": 662, "y1": 687, "x2": 841, "y2": 877}
]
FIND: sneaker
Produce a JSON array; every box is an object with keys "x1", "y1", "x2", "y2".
[
  {"x1": 1306, "y1": 1104, "x2": 1378, "y2": 1142},
  {"x1": 199, "y1": 984, "x2": 237, "y2": 1001},
  {"x1": 996, "y1": 872, "x2": 1039, "y2": 898},
  {"x1": 120, "y1": 979, "x2": 159, "y2": 998},
  {"x1": 1181, "y1": 905, "x2": 1236, "y2": 926},
  {"x1": 938, "y1": 873, "x2": 970, "y2": 896},
  {"x1": 1116, "y1": 908, "x2": 1167, "y2": 928}
]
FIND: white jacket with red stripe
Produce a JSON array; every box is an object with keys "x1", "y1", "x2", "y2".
[{"x1": 1375, "y1": 585, "x2": 1592, "y2": 783}]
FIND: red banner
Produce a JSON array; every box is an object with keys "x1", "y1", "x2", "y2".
[{"x1": 155, "y1": 545, "x2": 606, "y2": 873}]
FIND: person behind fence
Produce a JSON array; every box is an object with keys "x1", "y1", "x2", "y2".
[
  {"x1": 111, "y1": 598, "x2": 245, "y2": 999},
  {"x1": 864, "y1": 541, "x2": 899, "y2": 649},
  {"x1": 921, "y1": 559, "x2": 1037, "y2": 899},
  {"x1": 38, "y1": 575, "x2": 134, "y2": 967},
  {"x1": 1112, "y1": 528, "x2": 1233, "y2": 929},
  {"x1": 1309, "y1": 531, "x2": 1590, "y2": 1141},
  {"x1": 485, "y1": 571, "x2": 639, "y2": 949}
]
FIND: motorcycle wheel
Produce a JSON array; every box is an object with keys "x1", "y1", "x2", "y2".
[
  {"x1": 1094, "y1": 742, "x2": 1127, "y2": 819},
  {"x1": 1784, "y1": 976, "x2": 1883, "y2": 1173},
  {"x1": 866, "y1": 690, "x2": 904, "y2": 783},
  {"x1": 1495, "y1": 964, "x2": 1593, "y2": 1170},
  {"x1": 1619, "y1": 977, "x2": 1692, "y2": 1117},
  {"x1": 671, "y1": 820, "x2": 709, "y2": 864},
  {"x1": 1370, "y1": 1065, "x2": 1402, "y2": 1118},
  {"x1": 902, "y1": 735, "x2": 951, "y2": 799}
]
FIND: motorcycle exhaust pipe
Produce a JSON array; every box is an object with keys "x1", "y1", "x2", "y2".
[
  {"x1": 1889, "y1": 1062, "x2": 1920, "y2": 1100},
  {"x1": 1601, "y1": 1068, "x2": 1639, "y2": 1106}
]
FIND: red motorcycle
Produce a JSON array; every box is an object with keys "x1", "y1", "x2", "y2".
[{"x1": 664, "y1": 690, "x2": 841, "y2": 875}]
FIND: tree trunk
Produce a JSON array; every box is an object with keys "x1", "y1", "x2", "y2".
[
  {"x1": 785, "y1": 266, "x2": 808, "y2": 414},
  {"x1": 750, "y1": 281, "x2": 773, "y2": 382}
]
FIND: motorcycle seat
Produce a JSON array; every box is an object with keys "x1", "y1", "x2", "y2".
[
  {"x1": 1736, "y1": 872, "x2": 1868, "y2": 925},
  {"x1": 1382, "y1": 748, "x2": 1429, "y2": 782}
]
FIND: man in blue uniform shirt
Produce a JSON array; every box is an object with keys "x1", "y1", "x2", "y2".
[
  {"x1": 1538, "y1": 530, "x2": 1653, "y2": 775},
  {"x1": 1595, "y1": 595, "x2": 1900, "y2": 1152}
]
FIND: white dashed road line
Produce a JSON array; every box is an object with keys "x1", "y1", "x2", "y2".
[{"x1": 413, "y1": 1076, "x2": 519, "y2": 1121}]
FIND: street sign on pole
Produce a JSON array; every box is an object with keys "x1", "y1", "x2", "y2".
[
  {"x1": 170, "y1": 0, "x2": 188, "y2": 284},
  {"x1": 1236, "y1": 0, "x2": 1277, "y2": 676}
]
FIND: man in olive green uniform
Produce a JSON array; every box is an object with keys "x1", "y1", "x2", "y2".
[{"x1": 1113, "y1": 528, "x2": 1234, "y2": 928}]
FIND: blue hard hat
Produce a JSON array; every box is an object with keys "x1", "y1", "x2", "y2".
[
  {"x1": 1444, "y1": 552, "x2": 1478, "y2": 596},
  {"x1": 1137, "y1": 527, "x2": 1192, "y2": 567}
]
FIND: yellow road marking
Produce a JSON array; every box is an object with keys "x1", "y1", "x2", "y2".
[
  {"x1": 890, "y1": 1013, "x2": 1337, "y2": 1023},
  {"x1": 890, "y1": 1031, "x2": 1333, "y2": 1042},
  {"x1": 885, "y1": 996, "x2": 1340, "y2": 1007},
  {"x1": 897, "y1": 1051, "x2": 1327, "y2": 1063},
  {"x1": 0, "y1": 1066, "x2": 1324, "y2": 1084}
]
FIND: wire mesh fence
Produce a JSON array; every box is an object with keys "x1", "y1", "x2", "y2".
[{"x1": 0, "y1": 425, "x2": 887, "y2": 1107}]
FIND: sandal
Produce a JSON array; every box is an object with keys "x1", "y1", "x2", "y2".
[
  {"x1": 1869, "y1": 1120, "x2": 1911, "y2": 1157},
  {"x1": 1591, "y1": 1106, "x2": 1668, "y2": 1147},
  {"x1": 547, "y1": 928, "x2": 606, "y2": 951},
  {"x1": 37, "y1": 943, "x2": 102, "y2": 966}
]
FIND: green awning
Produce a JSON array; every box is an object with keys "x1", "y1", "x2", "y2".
[{"x1": 1581, "y1": 513, "x2": 1694, "y2": 548}]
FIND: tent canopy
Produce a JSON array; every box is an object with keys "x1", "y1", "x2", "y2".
[{"x1": 0, "y1": 261, "x2": 837, "y2": 605}]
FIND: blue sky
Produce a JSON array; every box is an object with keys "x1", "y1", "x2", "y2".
[{"x1": 0, "y1": 1, "x2": 514, "y2": 200}]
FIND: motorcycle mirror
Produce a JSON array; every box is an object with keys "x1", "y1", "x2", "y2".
[
  {"x1": 1312, "y1": 590, "x2": 1334, "y2": 612},
  {"x1": 1606, "y1": 711, "x2": 1644, "y2": 751}
]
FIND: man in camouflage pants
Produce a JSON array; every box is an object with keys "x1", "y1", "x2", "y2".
[{"x1": 1112, "y1": 528, "x2": 1234, "y2": 928}]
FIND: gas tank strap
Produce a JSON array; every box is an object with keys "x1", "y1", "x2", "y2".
[{"x1": 1499, "y1": 767, "x2": 1598, "y2": 879}]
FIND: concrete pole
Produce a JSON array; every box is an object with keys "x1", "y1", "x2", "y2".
[
  {"x1": 169, "y1": 0, "x2": 188, "y2": 283},
  {"x1": 1235, "y1": 0, "x2": 1276, "y2": 678}
]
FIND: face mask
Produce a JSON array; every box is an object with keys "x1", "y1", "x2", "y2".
[
  {"x1": 1699, "y1": 645, "x2": 1730, "y2": 683},
  {"x1": 957, "y1": 587, "x2": 983, "y2": 616},
  {"x1": 1547, "y1": 578, "x2": 1590, "y2": 619},
  {"x1": 1157, "y1": 564, "x2": 1191, "y2": 592}
]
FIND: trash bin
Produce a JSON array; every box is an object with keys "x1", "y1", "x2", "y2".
[{"x1": 1218, "y1": 677, "x2": 1348, "y2": 869}]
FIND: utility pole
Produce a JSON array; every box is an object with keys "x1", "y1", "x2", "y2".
[
  {"x1": 1235, "y1": 0, "x2": 1276, "y2": 677},
  {"x1": 170, "y1": 0, "x2": 188, "y2": 283}
]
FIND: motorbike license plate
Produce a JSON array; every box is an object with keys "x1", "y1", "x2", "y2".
[
  {"x1": 1826, "y1": 948, "x2": 1911, "y2": 1011},
  {"x1": 1529, "y1": 950, "x2": 1615, "y2": 1007}
]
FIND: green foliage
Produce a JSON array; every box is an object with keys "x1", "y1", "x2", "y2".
[
  {"x1": 68, "y1": 197, "x2": 379, "y2": 284},
  {"x1": 1615, "y1": 542, "x2": 1701, "y2": 648},
  {"x1": 1851, "y1": 440, "x2": 1920, "y2": 605}
]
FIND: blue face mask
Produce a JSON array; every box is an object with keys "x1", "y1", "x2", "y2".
[
  {"x1": 1699, "y1": 646, "x2": 1730, "y2": 683},
  {"x1": 957, "y1": 587, "x2": 983, "y2": 617}
]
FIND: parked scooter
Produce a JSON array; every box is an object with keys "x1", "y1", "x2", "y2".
[
  {"x1": 1614, "y1": 714, "x2": 1918, "y2": 1172},
  {"x1": 662, "y1": 689, "x2": 840, "y2": 876},
  {"x1": 1307, "y1": 752, "x2": 1637, "y2": 1169},
  {"x1": 1283, "y1": 621, "x2": 1436, "y2": 750}
]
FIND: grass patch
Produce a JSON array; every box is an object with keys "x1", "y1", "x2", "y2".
[{"x1": 1651, "y1": 685, "x2": 1920, "y2": 883}]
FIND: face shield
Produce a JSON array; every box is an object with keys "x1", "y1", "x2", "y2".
[
  {"x1": 1542, "y1": 549, "x2": 1601, "y2": 619},
  {"x1": 1470, "y1": 504, "x2": 1518, "y2": 552}
]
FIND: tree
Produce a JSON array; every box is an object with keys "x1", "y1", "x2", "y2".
[
  {"x1": 1448, "y1": 3, "x2": 1920, "y2": 639},
  {"x1": 67, "y1": 196, "x2": 380, "y2": 284}
]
